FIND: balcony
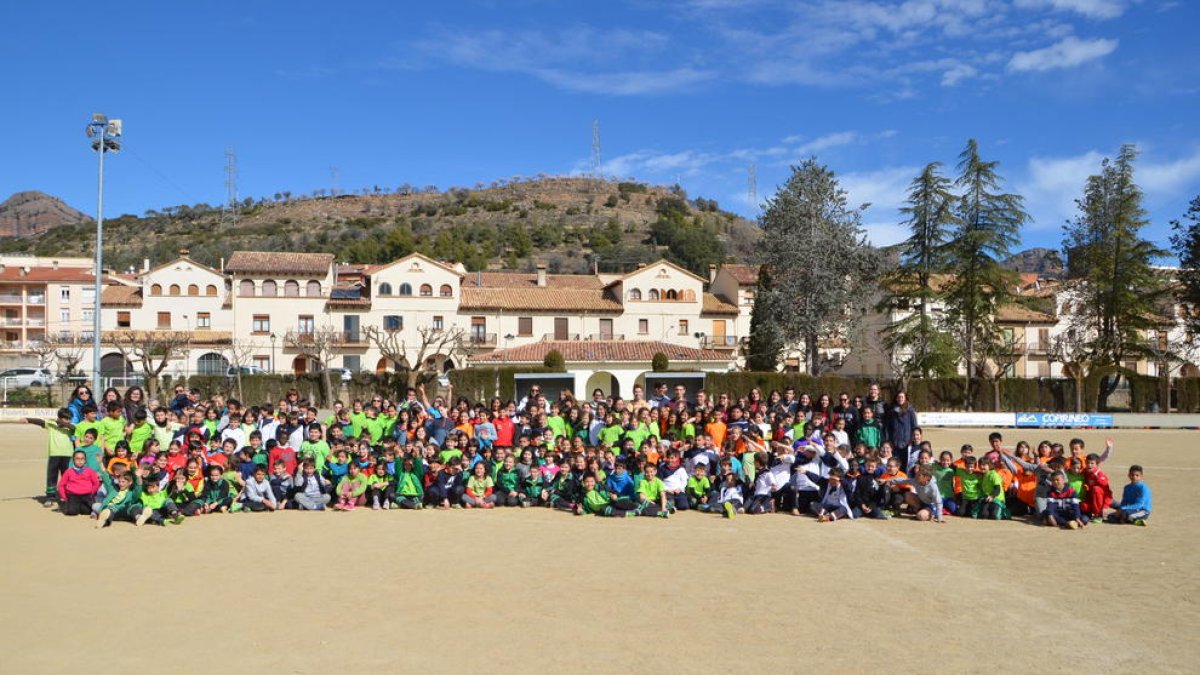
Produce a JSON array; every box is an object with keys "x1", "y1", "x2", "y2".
[
  {"x1": 26, "y1": 294, "x2": 46, "y2": 304},
  {"x1": 541, "y1": 333, "x2": 581, "y2": 341},
  {"x1": 0, "y1": 318, "x2": 22, "y2": 327},
  {"x1": 0, "y1": 295, "x2": 23, "y2": 304},
  {"x1": 463, "y1": 332, "x2": 497, "y2": 348},
  {"x1": 702, "y1": 335, "x2": 741, "y2": 350},
  {"x1": 283, "y1": 329, "x2": 368, "y2": 347},
  {"x1": 25, "y1": 318, "x2": 45, "y2": 327},
  {"x1": 1025, "y1": 341, "x2": 1052, "y2": 355},
  {"x1": 583, "y1": 333, "x2": 624, "y2": 341}
]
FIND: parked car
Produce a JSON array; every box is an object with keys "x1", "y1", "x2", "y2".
[
  {"x1": 227, "y1": 366, "x2": 268, "y2": 377},
  {"x1": 0, "y1": 367, "x2": 53, "y2": 387}
]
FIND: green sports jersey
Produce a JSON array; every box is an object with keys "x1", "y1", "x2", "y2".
[
  {"x1": 96, "y1": 416, "x2": 126, "y2": 450},
  {"x1": 582, "y1": 488, "x2": 611, "y2": 514},
  {"x1": 128, "y1": 423, "x2": 154, "y2": 454},
  {"x1": 686, "y1": 475, "x2": 711, "y2": 499},
  {"x1": 299, "y1": 440, "x2": 331, "y2": 472},
  {"x1": 44, "y1": 420, "x2": 75, "y2": 457},
  {"x1": 363, "y1": 417, "x2": 384, "y2": 444},
  {"x1": 955, "y1": 467, "x2": 983, "y2": 500},
  {"x1": 439, "y1": 448, "x2": 463, "y2": 464},
  {"x1": 980, "y1": 470, "x2": 1006, "y2": 503},
  {"x1": 637, "y1": 477, "x2": 665, "y2": 503},
  {"x1": 546, "y1": 415, "x2": 570, "y2": 441},
  {"x1": 349, "y1": 412, "x2": 366, "y2": 439},
  {"x1": 931, "y1": 464, "x2": 955, "y2": 499},
  {"x1": 597, "y1": 425, "x2": 623, "y2": 446},
  {"x1": 74, "y1": 420, "x2": 100, "y2": 445}
]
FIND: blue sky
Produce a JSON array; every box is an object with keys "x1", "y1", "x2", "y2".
[{"x1": 4, "y1": 0, "x2": 1198, "y2": 252}]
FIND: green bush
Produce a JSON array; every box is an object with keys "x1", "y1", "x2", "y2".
[
  {"x1": 651, "y1": 352, "x2": 670, "y2": 372},
  {"x1": 1176, "y1": 377, "x2": 1200, "y2": 413},
  {"x1": 543, "y1": 350, "x2": 566, "y2": 371}
]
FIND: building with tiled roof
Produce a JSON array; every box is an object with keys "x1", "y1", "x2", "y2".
[
  {"x1": 469, "y1": 339, "x2": 731, "y2": 365},
  {"x1": 226, "y1": 251, "x2": 336, "y2": 276}
]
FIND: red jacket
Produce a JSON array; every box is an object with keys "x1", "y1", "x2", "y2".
[{"x1": 58, "y1": 466, "x2": 100, "y2": 497}]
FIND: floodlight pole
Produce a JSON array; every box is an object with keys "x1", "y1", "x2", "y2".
[{"x1": 88, "y1": 114, "x2": 120, "y2": 395}]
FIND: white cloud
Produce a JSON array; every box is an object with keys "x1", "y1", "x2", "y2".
[
  {"x1": 1008, "y1": 36, "x2": 1119, "y2": 72},
  {"x1": 1138, "y1": 150, "x2": 1200, "y2": 195},
  {"x1": 1013, "y1": 0, "x2": 1127, "y2": 19},
  {"x1": 1021, "y1": 150, "x2": 1105, "y2": 228},
  {"x1": 839, "y1": 166, "x2": 919, "y2": 213},
  {"x1": 788, "y1": 131, "x2": 860, "y2": 154},
  {"x1": 862, "y1": 222, "x2": 911, "y2": 247}
]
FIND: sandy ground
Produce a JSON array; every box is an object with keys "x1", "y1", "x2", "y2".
[{"x1": 0, "y1": 426, "x2": 1197, "y2": 674}]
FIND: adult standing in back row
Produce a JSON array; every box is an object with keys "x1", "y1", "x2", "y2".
[{"x1": 884, "y1": 391, "x2": 918, "y2": 447}]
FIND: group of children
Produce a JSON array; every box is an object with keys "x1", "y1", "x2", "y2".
[{"x1": 33, "y1": 384, "x2": 1155, "y2": 529}]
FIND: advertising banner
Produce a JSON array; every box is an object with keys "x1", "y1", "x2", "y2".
[
  {"x1": 1015, "y1": 412, "x2": 1114, "y2": 428},
  {"x1": 917, "y1": 412, "x2": 1016, "y2": 427}
]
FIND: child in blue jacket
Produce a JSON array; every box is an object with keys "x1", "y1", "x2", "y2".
[{"x1": 1106, "y1": 465, "x2": 1152, "y2": 525}]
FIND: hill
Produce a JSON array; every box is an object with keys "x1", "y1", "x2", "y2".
[
  {"x1": 1004, "y1": 247, "x2": 1064, "y2": 278},
  {"x1": 0, "y1": 191, "x2": 90, "y2": 237},
  {"x1": 0, "y1": 178, "x2": 762, "y2": 275}
]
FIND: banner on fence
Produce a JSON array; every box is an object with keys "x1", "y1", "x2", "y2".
[
  {"x1": 1015, "y1": 412, "x2": 1114, "y2": 428},
  {"x1": 917, "y1": 412, "x2": 1016, "y2": 427}
]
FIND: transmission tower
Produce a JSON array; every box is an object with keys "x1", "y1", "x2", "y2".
[
  {"x1": 223, "y1": 146, "x2": 238, "y2": 227},
  {"x1": 330, "y1": 166, "x2": 341, "y2": 196},
  {"x1": 590, "y1": 119, "x2": 602, "y2": 179},
  {"x1": 747, "y1": 162, "x2": 757, "y2": 209}
]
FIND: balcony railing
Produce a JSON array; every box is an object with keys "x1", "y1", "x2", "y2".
[
  {"x1": 541, "y1": 333, "x2": 581, "y2": 341},
  {"x1": 0, "y1": 318, "x2": 23, "y2": 327},
  {"x1": 284, "y1": 329, "x2": 368, "y2": 346},
  {"x1": 464, "y1": 332, "x2": 497, "y2": 348},
  {"x1": 0, "y1": 295, "x2": 23, "y2": 304},
  {"x1": 702, "y1": 335, "x2": 741, "y2": 349},
  {"x1": 26, "y1": 294, "x2": 46, "y2": 304},
  {"x1": 25, "y1": 318, "x2": 45, "y2": 327},
  {"x1": 583, "y1": 333, "x2": 624, "y2": 341}
]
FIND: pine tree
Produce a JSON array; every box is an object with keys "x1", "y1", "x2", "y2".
[
  {"x1": 757, "y1": 159, "x2": 878, "y2": 374},
  {"x1": 1170, "y1": 195, "x2": 1200, "y2": 337},
  {"x1": 943, "y1": 139, "x2": 1028, "y2": 409},
  {"x1": 1063, "y1": 144, "x2": 1168, "y2": 408},
  {"x1": 882, "y1": 162, "x2": 959, "y2": 383},
  {"x1": 746, "y1": 265, "x2": 784, "y2": 371}
]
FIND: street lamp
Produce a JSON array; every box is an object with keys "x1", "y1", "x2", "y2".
[
  {"x1": 86, "y1": 113, "x2": 121, "y2": 395},
  {"x1": 269, "y1": 332, "x2": 277, "y2": 373}
]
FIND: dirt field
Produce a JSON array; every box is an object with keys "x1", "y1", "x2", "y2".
[{"x1": 0, "y1": 426, "x2": 1196, "y2": 674}]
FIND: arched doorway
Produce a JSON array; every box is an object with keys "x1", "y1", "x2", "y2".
[
  {"x1": 425, "y1": 353, "x2": 455, "y2": 374},
  {"x1": 585, "y1": 371, "x2": 620, "y2": 399},
  {"x1": 99, "y1": 353, "x2": 132, "y2": 381},
  {"x1": 197, "y1": 352, "x2": 230, "y2": 376},
  {"x1": 292, "y1": 355, "x2": 310, "y2": 375}
]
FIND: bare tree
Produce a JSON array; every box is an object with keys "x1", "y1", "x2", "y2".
[
  {"x1": 364, "y1": 325, "x2": 466, "y2": 389},
  {"x1": 284, "y1": 326, "x2": 340, "y2": 405},
  {"x1": 978, "y1": 329, "x2": 1024, "y2": 412},
  {"x1": 1050, "y1": 328, "x2": 1093, "y2": 413},
  {"x1": 108, "y1": 330, "x2": 192, "y2": 399},
  {"x1": 226, "y1": 338, "x2": 258, "y2": 402}
]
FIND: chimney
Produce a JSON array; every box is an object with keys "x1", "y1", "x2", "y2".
[
  {"x1": 536, "y1": 263, "x2": 547, "y2": 287},
  {"x1": 20, "y1": 266, "x2": 29, "y2": 277},
  {"x1": 142, "y1": 258, "x2": 150, "y2": 273},
  {"x1": 52, "y1": 260, "x2": 59, "y2": 270},
  {"x1": 708, "y1": 263, "x2": 717, "y2": 283},
  {"x1": 219, "y1": 257, "x2": 225, "y2": 272},
  {"x1": 179, "y1": 248, "x2": 190, "y2": 258}
]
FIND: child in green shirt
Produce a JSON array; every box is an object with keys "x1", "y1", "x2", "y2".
[
  {"x1": 955, "y1": 456, "x2": 984, "y2": 518},
  {"x1": 27, "y1": 408, "x2": 76, "y2": 501},
  {"x1": 686, "y1": 464, "x2": 712, "y2": 512},
  {"x1": 335, "y1": 462, "x2": 370, "y2": 510},
  {"x1": 977, "y1": 456, "x2": 1009, "y2": 520}
]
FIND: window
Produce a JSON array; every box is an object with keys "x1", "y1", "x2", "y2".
[
  {"x1": 262, "y1": 280, "x2": 277, "y2": 297},
  {"x1": 639, "y1": 319, "x2": 649, "y2": 334},
  {"x1": 439, "y1": 284, "x2": 453, "y2": 297},
  {"x1": 384, "y1": 315, "x2": 402, "y2": 331},
  {"x1": 253, "y1": 355, "x2": 271, "y2": 371},
  {"x1": 342, "y1": 355, "x2": 361, "y2": 372},
  {"x1": 206, "y1": 284, "x2": 218, "y2": 296},
  {"x1": 117, "y1": 311, "x2": 130, "y2": 328},
  {"x1": 284, "y1": 280, "x2": 300, "y2": 297},
  {"x1": 196, "y1": 312, "x2": 211, "y2": 329},
  {"x1": 628, "y1": 288, "x2": 642, "y2": 301},
  {"x1": 187, "y1": 284, "x2": 199, "y2": 296},
  {"x1": 399, "y1": 283, "x2": 413, "y2": 296},
  {"x1": 197, "y1": 353, "x2": 230, "y2": 376},
  {"x1": 648, "y1": 289, "x2": 660, "y2": 301},
  {"x1": 306, "y1": 280, "x2": 322, "y2": 297},
  {"x1": 298, "y1": 315, "x2": 315, "y2": 335},
  {"x1": 151, "y1": 284, "x2": 162, "y2": 296},
  {"x1": 157, "y1": 312, "x2": 171, "y2": 329},
  {"x1": 81, "y1": 287, "x2": 94, "y2": 303},
  {"x1": 169, "y1": 284, "x2": 181, "y2": 296},
  {"x1": 60, "y1": 309, "x2": 70, "y2": 324},
  {"x1": 82, "y1": 308, "x2": 94, "y2": 323},
  {"x1": 599, "y1": 318, "x2": 614, "y2": 339},
  {"x1": 678, "y1": 319, "x2": 689, "y2": 336},
  {"x1": 239, "y1": 280, "x2": 255, "y2": 296},
  {"x1": 252, "y1": 315, "x2": 270, "y2": 333},
  {"x1": 518, "y1": 317, "x2": 533, "y2": 336},
  {"x1": 666, "y1": 289, "x2": 678, "y2": 301},
  {"x1": 61, "y1": 288, "x2": 70, "y2": 301},
  {"x1": 432, "y1": 316, "x2": 444, "y2": 331},
  {"x1": 419, "y1": 284, "x2": 433, "y2": 297},
  {"x1": 378, "y1": 282, "x2": 393, "y2": 296}
]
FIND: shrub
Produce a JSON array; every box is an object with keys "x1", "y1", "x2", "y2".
[
  {"x1": 651, "y1": 352, "x2": 670, "y2": 372},
  {"x1": 543, "y1": 350, "x2": 566, "y2": 371}
]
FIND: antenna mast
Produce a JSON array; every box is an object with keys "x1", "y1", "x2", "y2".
[{"x1": 224, "y1": 146, "x2": 238, "y2": 227}]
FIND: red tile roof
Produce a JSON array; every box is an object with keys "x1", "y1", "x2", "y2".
[
  {"x1": 469, "y1": 340, "x2": 732, "y2": 364},
  {"x1": 720, "y1": 264, "x2": 760, "y2": 286},
  {"x1": 0, "y1": 265, "x2": 95, "y2": 282},
  {"x1": 701, "y1": 292, "x2": 739, "y2": 315},
  {"x1": 463, "y1": 272, "x2": 604, "y2": 289},
  {"x1": 226, "y1": 251, "x2": 334, "y2": 276},
  {"x1": 460, "y1": 287, "x2": 622, "y2": 313},
  {"x1": 101, "y1": 285, "x2": 142, "y2": 307}
]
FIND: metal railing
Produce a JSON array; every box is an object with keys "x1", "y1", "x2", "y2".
[
  {"x1": 583, "y1": 333, "x2": 624, "y2": 341},
  {"x1": 0, "y1": 295, "x2": 23, "y2": 304},
  {"x1": 702, "y1": 335, "x2": 741, "y2": 349},
  {"x1": 464, "y1": 332, "x2": 497, "y2": 347},
  {"x1": 541, "y1": 333, "x2": 581, "y2": 341}
]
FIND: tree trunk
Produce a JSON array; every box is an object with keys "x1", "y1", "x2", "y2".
[
  {"x1": 1074, "y1": 374, "x2": 1085, "y2": 413},
  {"x1": 322, "y1": 371, "x2": 334, "y2": 407},
  {"x1": 993, "y1": 378, "x2": 1002, "y2": 413},
  {"x1": 236, "y1": 371, "x2": 244, "y2": 403},
  {"x1": 964, "y1": 335, "x2": 974, "y2": 411},
  {"x1": 806, "y1": 333, "x2": 819, "y2": 376}
]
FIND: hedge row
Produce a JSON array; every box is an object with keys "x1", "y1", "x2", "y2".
[{"x1": 95, "y1": 371, "x2": 1200, "y2": 414}]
